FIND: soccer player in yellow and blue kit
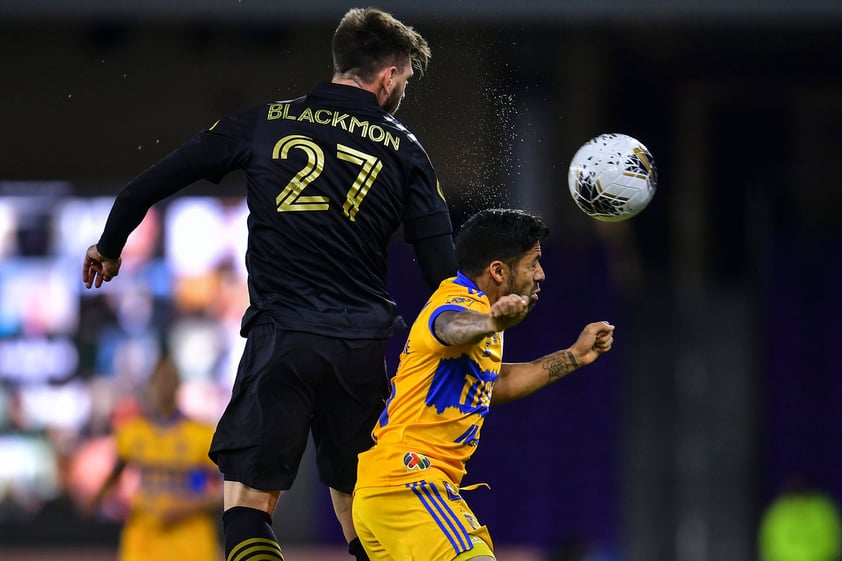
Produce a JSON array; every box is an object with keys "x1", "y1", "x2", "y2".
[
  {"x1": 87, "y1": 356, "x2": 222, "y2": 561},
  {"x1": 353, "y1": 208, "x2": 616, "y2": 561}
]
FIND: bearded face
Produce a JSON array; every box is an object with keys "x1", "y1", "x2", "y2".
[
  {"x1": 505, "y1": 243, "x2": 544, "y2": 311},
  {"x1": 384, "y1": 58, "x2": 412, "y2": 115},
  {"x1": 384, "y1": 84, "x2": 405, "y2": 114}
]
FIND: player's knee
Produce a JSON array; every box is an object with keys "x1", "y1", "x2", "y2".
[{"x1": 223, "y1": 481, "x2": 281, "y2": 514}]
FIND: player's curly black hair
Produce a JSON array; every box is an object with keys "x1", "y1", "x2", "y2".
[
  {"x1": 332, "y1": 7, "x2": 431, "y2": 82},
  {"x1": 455, "y1": 209, "x2": 549, "y2": 277}
]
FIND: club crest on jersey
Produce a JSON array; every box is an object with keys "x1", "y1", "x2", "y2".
[{"x1": 403, "y1": 451, "x2": 431, "y2": 471}]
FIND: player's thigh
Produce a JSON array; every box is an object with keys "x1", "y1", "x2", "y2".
[
  {"x1": 353, "y1": 482, "x2": 494, "y2": 561},
  {"x1": 311, "y1": 338, "x2": 389, "y2": 492},
  {"x1": 210, "y1": 323, "x2": 320, "y2": 490}
]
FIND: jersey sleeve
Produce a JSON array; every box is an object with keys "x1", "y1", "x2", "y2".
[
  {"x1": 198, "y1": 108, "x2": 256, "y2": 183},
  {"x1": 412, "y1": 234, "x2": 457, "y2": 290},
  {"x1": 426, "y1": 303, "x2": 471, "y2": 346},
  {"x1": 96, "y1": 108, "x2": 255, "y2": 258},
  {"x1": 421, "y1": 285, "x2": 487, "y2": 348},
  {"x1": 401, "y1": 150, "x2": 453, "y2": 243}
]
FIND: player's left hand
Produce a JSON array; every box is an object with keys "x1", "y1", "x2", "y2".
[
  {"x1": 82, "y1": 244, "x2": 122, "y2": 289},
  {"x1": 594, "y1": 325, "x2": 614, "y2": 353},
  {"x1": 571, "y1": 321, "x2": 615, "y2": 366}
]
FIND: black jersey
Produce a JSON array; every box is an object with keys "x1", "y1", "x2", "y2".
[{"x1": 97, "y1": 82, "x2": 453, "y2": 339}]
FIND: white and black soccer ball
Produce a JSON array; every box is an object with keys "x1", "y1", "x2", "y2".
[{"x1": 567, "y1": 133, "x2": 657, "y2": 222}]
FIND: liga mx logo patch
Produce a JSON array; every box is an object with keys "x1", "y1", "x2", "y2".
[{"x1": 403, "y1": 451, "x2": 431, "y2": 471}]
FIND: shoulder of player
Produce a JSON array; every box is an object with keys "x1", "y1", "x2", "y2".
[
  {"x1": 381, "y1": 113, "x2": 430, "y2": 148},
  {"x1": 203, "y1": 104, "x2": 266, "y2": 136},
  {"x1": 429, "y1": 278, "x2": 487, "y2": 310},
  {"x1": 179, "y1": 416, "x2": 217, "y2": 435},
  {"x1": 114, "y1": 415, "x2": 147, "y2": 438}
]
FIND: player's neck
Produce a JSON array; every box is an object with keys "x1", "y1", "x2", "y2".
[
  {"x1": 474, "y1": 274, "x2": 504, "y2": 305},
  {"x1": 151, "y1": 401, "x2": 179, "y2": 419},
  {"x1": 333, "y1": 75, "x2": 367, "y2": 89}
]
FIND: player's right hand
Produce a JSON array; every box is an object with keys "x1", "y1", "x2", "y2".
[
  {"x1": 489, "y1": 293, "x2": 530, "y2": 331},
  {"x1": 83, "y1": 244, "x2": 122, "y2": 289},
  {"x1": 571, "y1": 321, "x2": 615, "y2": 366}
]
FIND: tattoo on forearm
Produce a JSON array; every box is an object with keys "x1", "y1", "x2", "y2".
[
  {"x1": 437, "y1": 312, "x2": 493, "y2": 346},
  {"x1": 440, "y1": 319, "x2": 478, "y2": 345},
  {"x1": 543, "y1": 351, "x2": 579, "y2": 382}
]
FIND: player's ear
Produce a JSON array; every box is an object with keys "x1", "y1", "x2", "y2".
[
  {"x1": 380, "y1": 65, "x2": 398, "y2": 91},
  {"x1": 489, "y1": 260, "x2": 507, "y2": 284}
]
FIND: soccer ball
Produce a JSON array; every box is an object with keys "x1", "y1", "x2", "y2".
[{"x1": 567, "y1": 133, "x2": 657, "y2": 222}]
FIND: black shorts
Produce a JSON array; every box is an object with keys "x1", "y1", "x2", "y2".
[{"x1": 208, "y1": 319, "x2": 389, "y2": 494}]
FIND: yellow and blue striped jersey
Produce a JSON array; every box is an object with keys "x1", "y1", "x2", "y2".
[
  {"x1": 117, "y1": 413, "x2": 217, "y2": 519},
  {"x1": 356, "y1": 271, "x2": 503, "y2": 488},
  {"x1": 115, "y1": 413, "x2": 220, "y2": 561}
]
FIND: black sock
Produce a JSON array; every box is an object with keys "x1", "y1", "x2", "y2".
[
  {"x1": 223, "y1": 506, "x2": 283, "y2": 561},
  {"x1": 348, "y1": 537, "x2": 369, "y2": 561}
]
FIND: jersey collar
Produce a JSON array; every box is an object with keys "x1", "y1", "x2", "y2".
[
  {"x1": 309, "y1": 82, "x2": 380, "y2": 108},
  {"x1": 453, "y1": 271, "x2": 486, "y2": 297}
]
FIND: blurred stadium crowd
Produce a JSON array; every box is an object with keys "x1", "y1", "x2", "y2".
[{"x1": 0, "y1": 185, "x2": 247, "y2": 532}]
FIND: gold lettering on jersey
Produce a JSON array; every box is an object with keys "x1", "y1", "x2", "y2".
[
  {"x1": 267, "y1": 103, "x2": 401, "y2": 150},
  {"x1": 332, "y1": 112, "x2": 349, "y2": 129},
  {"x1": 297, "y1": 108, "x2": 315, "y2": 123},
  {"x1": 348, "y1": 116, "x2": 368, "y2": 137},
  {"x1": 368, "y1": 125, "x2": 385, "y2": 143},
  {"x1": 314, "y1": 109, "x2": 332, "y2": 125},
  {"x1": 267, "y1": 104, "x2": 284, "y2": 120}
]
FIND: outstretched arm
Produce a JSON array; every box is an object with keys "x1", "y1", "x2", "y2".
[
  {"x1": 82, "y1": 142, "x2": 216, "y2": 289},
  {"x1": 82, "y1": 115, "x2": 250, "y2": 289},
  {"x1": 491, "y1": 321, "x2": 615, "y2": 405}
]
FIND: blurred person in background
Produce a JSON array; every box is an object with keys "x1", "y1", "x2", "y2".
[
  {"x1": 352, "y1": 209, "x2": 615, "y2": 560},
  {"x1": 82, "y1": 7, "x2": 456, "y2": 561},
  {"x1": 86, "y1": 355, "x2": 222, "y2": 561},
  {"x1": 759, "y1": 475, "x2": 842, "y2": 561}
]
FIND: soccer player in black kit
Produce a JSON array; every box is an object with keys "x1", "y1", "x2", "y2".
[{"x1": 82, "y1": 8, "x2": 456, "y2": 561}]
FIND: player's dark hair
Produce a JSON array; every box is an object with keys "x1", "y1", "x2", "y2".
[
  {"x1": 456, "y1": 209, "x2": 549, "y2": 277},
  {"x1": 332, "y1": 8, "x2": 431, "y2": 82}
]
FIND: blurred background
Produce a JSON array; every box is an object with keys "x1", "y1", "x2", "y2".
[{"x1": 1, "y1": 1, "x2": 841, "y2": 560}]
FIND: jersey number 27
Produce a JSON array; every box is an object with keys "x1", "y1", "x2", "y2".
[{"x1": 272, "y1": 134, "x2": 383, "y2": 222}]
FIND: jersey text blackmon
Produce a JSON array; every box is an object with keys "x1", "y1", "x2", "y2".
[{"x1": 267, "y1": 103, "x2": 401, "y2": 150}]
